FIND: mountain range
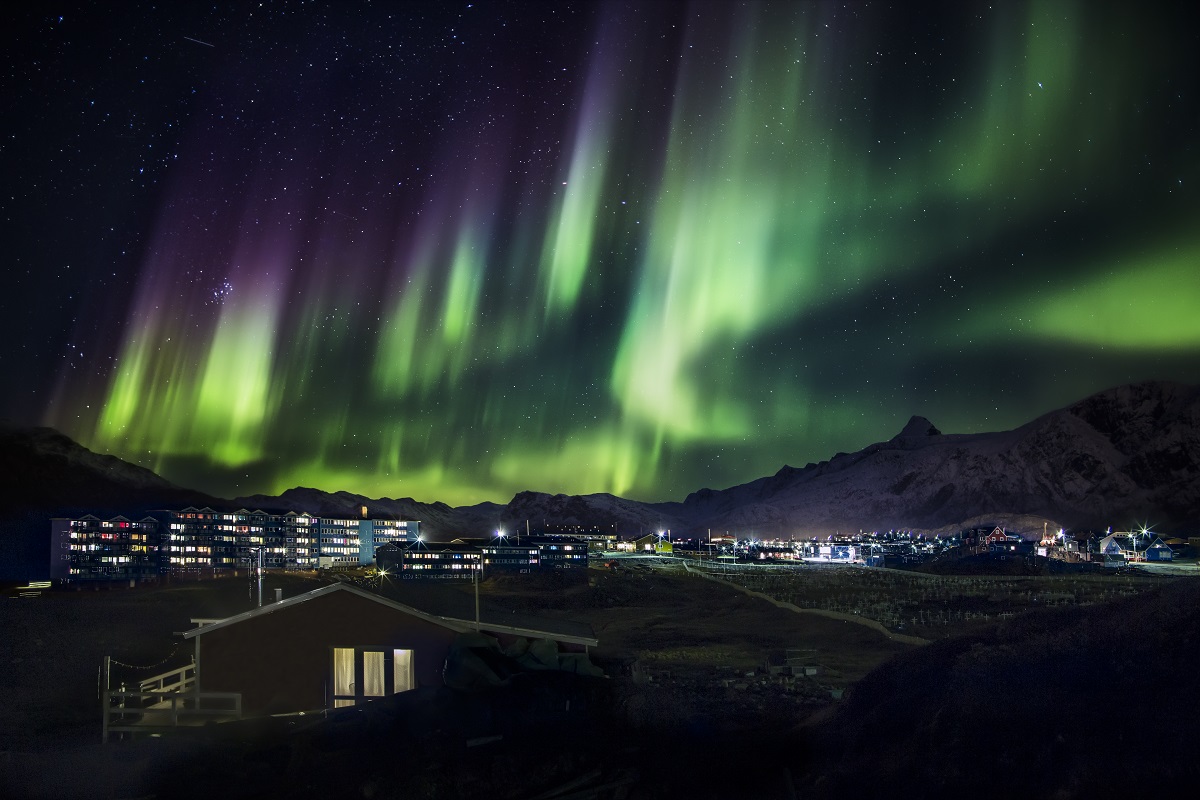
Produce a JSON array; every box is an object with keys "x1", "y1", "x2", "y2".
[
  {"x1": 2, "y1": 381, "x2": 1198, "y2": 565},
  {"x1": 500, "y1": 380, "x2": 1200, "y2": 538}
]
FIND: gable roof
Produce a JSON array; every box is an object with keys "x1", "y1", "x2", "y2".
[
  {"x1": 182, "y1": 582, "x2": 597, "y2": 647},
  {"x1": 1100, "y1": 533, "x2": 1134, "y2": 552}
]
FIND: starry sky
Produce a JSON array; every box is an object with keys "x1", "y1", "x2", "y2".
[{"x1": 6, "y1": 1, "x2": 1199, "y2": 505}]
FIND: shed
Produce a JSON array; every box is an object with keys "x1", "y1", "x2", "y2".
[{"x1": 182, "y1": 582, "x2": 597, "y2": 716}]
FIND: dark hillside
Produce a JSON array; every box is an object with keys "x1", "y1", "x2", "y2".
[
  {"x1": 798, "y1": 578, "x2": 1200, "y2": 798},
  {"x1": 0, "y1": 426, "x2": 220, "y2": 580},
  {"x1": 0, "y1": 427, "x2": 215, "y2": 516}
]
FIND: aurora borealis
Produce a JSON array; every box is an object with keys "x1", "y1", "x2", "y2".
[{"x1": 8, "y1": 1, "x2": 1200, "y2": 505}]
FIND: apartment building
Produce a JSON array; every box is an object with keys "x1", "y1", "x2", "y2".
[{"x1": 51, "y1": 507, "x2": 420, "y2": 580}]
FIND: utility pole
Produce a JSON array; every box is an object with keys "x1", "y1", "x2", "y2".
[
  {"x1": 247, "y1": 547, "x2": 264, "y2": 607},
  {"x1": 474, "y1": 555, "x2": 482, "y2": 631},
  {"x1": 101, "y1": 655, "x2": 111, "y2": 744}
]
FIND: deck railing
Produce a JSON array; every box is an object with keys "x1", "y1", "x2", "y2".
[
  {"x1": 138, "y1": 662, "x2": 196, "y2": 694},
  {"x1": 102, "y1": 659, "x2": 242, "y2": 742}
]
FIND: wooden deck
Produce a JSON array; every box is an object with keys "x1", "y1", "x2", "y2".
[{"x1": 102, "y1": 661, "x2": 242, "y2": 742}]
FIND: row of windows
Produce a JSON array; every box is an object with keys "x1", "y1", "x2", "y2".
[{"x1": 407, "y1": 552, "x2": 480, "y2": 560}]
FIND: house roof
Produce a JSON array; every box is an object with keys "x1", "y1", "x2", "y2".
[
  {"x1": 388, "y1": 541, "x2": 479, "y2": 554},
  {"x1": 1100, "y1": 534, "x2": 1139, "y2": 552},
  {"x1": 181, "y1": 582, "x2": 598, "y2": 647}
]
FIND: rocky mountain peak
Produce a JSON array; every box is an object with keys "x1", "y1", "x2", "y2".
[{"x1": 894, "y1": 415, "x2": 941, "y2": 439}]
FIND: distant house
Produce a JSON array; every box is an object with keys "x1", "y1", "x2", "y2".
[
  {"x1": 986, "y1": 528, "x2": 1030, "y2": 553},
  {"x1": 1099, "y1": 533, "x2": 1136, "y2": 558},
  {"x1": 631, "y1": 533, "x2": 673, "y2": 553},
  {"x1": 631, "y1": 534, "x2": 655, "y2": 552},
  {"x1": 754, "y1": 542, "x2": 798, "y2": 562},
  {"x1": 984, "y1": 527, "x2": 1012, "y2": 547},
  {"x1": 1145, "y1": 537, "x2": 1174, "y2": 562},
  {"x1": 181, "y1": 583, "x2": 598, "y2": 716}
]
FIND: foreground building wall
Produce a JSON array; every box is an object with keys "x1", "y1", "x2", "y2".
[
  {"x1": 192, "y1": 589, "x2": 458, "y2": 715},
  {"x1": 183, "y1": 584, "x2": 599, "y2": 716}
]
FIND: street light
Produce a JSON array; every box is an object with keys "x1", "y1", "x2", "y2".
[
  {"x1": 1134, "y1": 525, "x2": 1152, "y2": 560},
  {"x1": 245, "y1": 547, "x2": 264, "y2": 607}
]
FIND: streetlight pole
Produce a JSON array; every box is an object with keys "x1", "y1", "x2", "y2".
[
  {"x1": 246, "y1": 547, "x2": 263, "y2": 607},
  {"x1": 474, "y1": 555, "x2": 481, "y2": 631}
]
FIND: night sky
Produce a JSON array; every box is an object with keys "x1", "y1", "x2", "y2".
[{"x1": 6, "y1": 1, "x2": 1199, "y2": 505}]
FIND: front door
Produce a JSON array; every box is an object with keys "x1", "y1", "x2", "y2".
[{"x1": 331, "y1": 646, "x2": 415, "y2": 708}]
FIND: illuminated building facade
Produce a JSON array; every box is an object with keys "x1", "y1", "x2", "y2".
[
  {"x1": 377, "y1": 541, "x2": 482, "y2": 580},
  {"x1": 522, "y1": 536, "x2": 588, "y2": 571},
  {"x1": 51, "y1": 507, "x2": 419, "y2": 580},
  {"x1": 375, "y1": 536, "x2": 589, "y2": 581},
  {"x1": 50, "y1": 515, "x2": 160, "y2": 581},
  {"x1": 531, "y1": 524, "x2": 618, "y2": 552}
]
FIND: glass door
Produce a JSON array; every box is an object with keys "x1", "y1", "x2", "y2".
[
  {"x1": 332, "y1": 647, "x2": 356, "y2": 708},
  {"x1": 331, "y1": 647, "x2": 415, "y2": 708}
]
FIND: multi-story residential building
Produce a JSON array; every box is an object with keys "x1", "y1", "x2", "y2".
[
  {"x1": 313, "y1": 515, "x2": 418, "y2": 568},
  {"x1": 479, "y1": 539, "x2": 541, "y2": 573},
  {"x1": 376, "y1": 536, "x2": 589, "y2": 581},
  {"x1": 166, "y1": 508, "x2": 301, "y2": 572},
  {"x1": 530, "y1": 524, "x2": 617, "y2": 552},
  {"x1": 376, "y1": 541, "x2": 481, "y2": 580},
  {"x1": 522, "y1": 536, "x2": 589, "y2": 571},
  {"x1": 50, "y1": 515, "x2": 161, "y2": 581},
  {"x1": 51, "y1": 507, "x2": 420, "y2": 580}
]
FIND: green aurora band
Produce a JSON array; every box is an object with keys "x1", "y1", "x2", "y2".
[{"x1": 45, "y1": 1, "x2": 1200, "y2": 504}]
